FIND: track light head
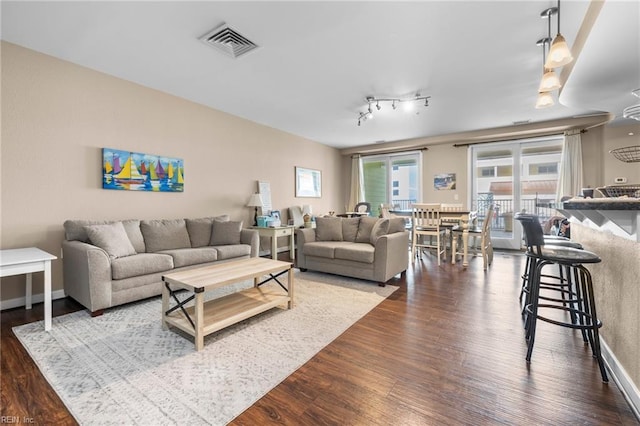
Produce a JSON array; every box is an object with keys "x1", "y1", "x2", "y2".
[{"x1": 376, "y1": 101, "x2": 381, "y2": 111}]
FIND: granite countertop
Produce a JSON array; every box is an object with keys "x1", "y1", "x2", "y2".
[{"x1": 561, "y1": 198, "x2": 640, "y2": 210}]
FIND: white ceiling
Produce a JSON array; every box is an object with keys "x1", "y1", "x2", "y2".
[{"x1": 2, "y1": 1, "x2": 639, "y2": 149}]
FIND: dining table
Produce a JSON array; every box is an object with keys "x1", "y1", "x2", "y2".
[{"x1": 390, "y1": 207, "x2": 476, "y2": 267}]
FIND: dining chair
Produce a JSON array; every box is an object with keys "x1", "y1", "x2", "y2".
[
  {"x1": 451, "y1": 204, "x2": 494, "y2": 270},
  {"x1": 411, "y1": 203, "x2": 446, "y2": 265},
  {"x1": 354, "y1": 202, "x2": 371, "y2": 215}
]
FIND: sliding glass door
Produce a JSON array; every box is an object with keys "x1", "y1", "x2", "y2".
[
  {"x1": 362, "y1": 152, "x2": 422, "y2": 216},
  {"x1": 470, "y1": 137, "x2": 563, "y2": 249}
]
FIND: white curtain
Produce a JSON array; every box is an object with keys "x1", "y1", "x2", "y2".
[
  {"x1": 555, "y1": 130, "x2": 583, "y2": 202},
  {"x1": 348, "y1": 155, "x2": 363, "y2": 211}
]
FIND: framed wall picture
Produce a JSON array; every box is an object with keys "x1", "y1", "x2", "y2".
[
  {"x1": 434, "y1": 173, "x2": 456, "y2": 190},
  {"x1": 295, "y1": 167, "x2": 322, "y2": 198}
]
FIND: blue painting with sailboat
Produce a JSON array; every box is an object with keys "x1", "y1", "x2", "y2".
[{"x1": 102, "y1": 148, "x2": 184, "y2": 192}]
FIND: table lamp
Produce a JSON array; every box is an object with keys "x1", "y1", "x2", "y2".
[{"x1": 246, "y1": 193, "x2": 263, "y2": 226}]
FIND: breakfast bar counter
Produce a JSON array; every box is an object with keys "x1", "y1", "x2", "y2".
[
  {"x1": 558, "y1": 199, "x2": 640, "y2": 242},
  {"x1": 558, "y1": 199, "x2": 640, "y2": 412}
]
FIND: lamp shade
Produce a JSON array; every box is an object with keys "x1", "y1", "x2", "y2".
[
  {"x1": 535, "y1": 92, "x2": 554, "y2": 109},
  {"x1": 545, "y1": 34, "x2": 573, "y2": 68},
  {"x1": 246, "y1": 193, "x2": 263, "y2": 207},
  {"x1": 538, "y1": 69, "x2": 561, "y2": 92}
]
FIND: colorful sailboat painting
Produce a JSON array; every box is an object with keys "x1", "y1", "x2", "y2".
[{"x1": 102, "y1": 148, "x2": 184, "y2": 192}]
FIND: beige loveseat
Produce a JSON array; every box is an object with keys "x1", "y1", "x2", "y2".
[
  {"x1": 62, "y1": 216, "x2": 258, "y2": 315},
  {"x1": 295, "y1": 216, "x2": 409, "y2": 285}
]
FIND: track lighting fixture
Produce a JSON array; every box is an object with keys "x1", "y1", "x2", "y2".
[
  {"x1": 545, "y1": 0, "x2": 573, "y2": 68},
  {"x1": 356, "y1": 93, "x2": 430, "y2": 126}
]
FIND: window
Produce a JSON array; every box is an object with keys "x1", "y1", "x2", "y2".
[
  {"x1": 362, "y1": 151, "x2": 422, "y2": 214},
  {"x1": 479, "y1": 167, "x2": 495, "y2": 177},
  {"x1": 529, "y1": 163, "x2": 558, "y2": 175}
]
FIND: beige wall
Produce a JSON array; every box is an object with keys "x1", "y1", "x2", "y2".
[
  {"x1": 0, "y1": 42, "x2": 344, "y2": 302},
  {"x1": 582, "y1": 122, "x2": 640, "y2": 189},
  {"x1": 422, "y1": 144, "x2": 468, "y2": 204}
]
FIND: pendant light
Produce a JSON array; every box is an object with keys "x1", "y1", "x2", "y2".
[
  {"x1": 538, "y1": 8, "x2": 561, "y2": 92},
  {"x1": 535, "y1": 91, "x2": 554, "y2": 109},
  {"x1": 535, "y1": 37, "x2": 555, "y2": 108},
  {"x1": 545, "y1": 0, "x2": 573, "y2": 68}
]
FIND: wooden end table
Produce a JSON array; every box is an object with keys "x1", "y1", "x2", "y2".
[
  {"x1": 250, "y1": 226, "x2": 296, "y2": 260},
  {"x1": 0, "y1": 248, "x2": 57, "y2": 331}
]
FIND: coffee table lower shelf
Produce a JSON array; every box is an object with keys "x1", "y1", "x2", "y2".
[{"x1": 163, "y1": 286, "x2": 291, "y2": 349}]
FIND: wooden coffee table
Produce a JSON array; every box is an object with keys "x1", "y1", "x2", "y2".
[{"x1": 161, "y1": 257, "x2": 294, "y2": 350}]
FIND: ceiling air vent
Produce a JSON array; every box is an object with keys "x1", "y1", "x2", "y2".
[{"x1": 199, "y1": 24, "x2": 259, "y2": 59}]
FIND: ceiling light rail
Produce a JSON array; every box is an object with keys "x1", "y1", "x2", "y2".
[{"x1": 357, "y1": 94, "x2": 430, "y2": 126}]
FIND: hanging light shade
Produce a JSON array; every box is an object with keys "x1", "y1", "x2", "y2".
[
  {"x1": 546, "y1": 34, "x2": 573, "y2": 68},
  {"x1": 545, "y1": 1, "x2": 573, "y2": 68},
  {"x1": 539, "y1": 68, "x2": 561, "y2": 92},
  {"x1": 535, "y1": 91, "x2": 554, "y2": 109}
]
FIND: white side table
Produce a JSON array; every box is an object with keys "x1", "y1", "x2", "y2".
[
  {"x1": 249, "y1": 226, "x2": 296, "y2": 260},
  {"x1": 0, "y1": 247, "x2": 57, "y2": 331}
]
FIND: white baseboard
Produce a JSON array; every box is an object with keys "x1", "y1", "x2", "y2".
[
  {"x1": 601, "y1": 338, "x2": 640, "y2": 421},
  {"x1": 0, "y1": 290, "x2": 67, "y2": 311}
]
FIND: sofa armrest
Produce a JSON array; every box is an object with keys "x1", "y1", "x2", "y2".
[
  {"x1": 62, "y1": 240, "x2": 112, "y2": 313},
  {"x1": 294, "y1": 228, "x2": 316, "y2": 268},
  {"x1": 373, "y1": 231, "x2": 410, "y2": 283},
  {"x1": 241, "y1": 229, "x2": 259, "y2": 258}
]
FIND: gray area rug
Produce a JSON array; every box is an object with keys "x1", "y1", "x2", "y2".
[{"x1": 14, "y1": 270, "x2": 397, "y2": 425}]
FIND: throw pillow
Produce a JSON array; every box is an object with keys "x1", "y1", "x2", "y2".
[
  {"x1": 355, "y1": 216, "x2": 379, "y2": 243},
  {"x1": 315, "y1": 217, "x2": 343, "y2": 241},
  {"x1": 388, "y1": 217, "x2": 407, "y2": 234},
  {"x1": 341, "y1": 217, "x2": 360, "y2": 242},
  {"x1": 210, "y1": 220, "x2": 243, "y2": 245},
  {"x1": 370, "y1": 218, "x2": 390, "y2": 245},
  {"x1": 84, "y1": 222, "x2": 137, "y2": 259},
  {"x1": 185, "y1": 216, "x2": 229, "y2": 248},
  {"x1": 122, "y1": 219, "x2": 146, "y2": 253},
  {"x1": 140, "y1": 219, "x2": 191, "y2": 252}
]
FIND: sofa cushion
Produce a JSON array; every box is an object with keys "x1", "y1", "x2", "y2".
[
  {"x1": 341, "y1": 217, "x2": 360, "y2": 242},
  {"x1": 303, "y1": 241, "x2": 342, "y2": 259},
  {"x1": 84, "y1": 222, "x2": 137, "y2": 259},
  {"x1": 355, "y1": 216, "x2": 379, "y2": 243},
  {"x1": 334, "y1": 243, "x2": 375, "y2": 264},
  {"x1": 315, "y1": 217, "x2": 343, "y2": 241},
  {"x1": 141, "y1": 219, "x2": 191, "y2": 252},
  {"x1": 186, "y1": 215, "x2": 230, "y2": 248},
  {"x1": 158, "y1": 247, "x2": 218, "y2": 268},
  {"x1": 64, "y1": 219, "x2": 110, "y2": 242},
  {"x1": 210, "y1": 220, "x2": 243, "y2": 245},
  {"x1": 65, "y1": 219, "x2": 146, "y2": 252},
  {"x1": 214, "y1": 244, "x2": 252, "y2": 260},
  {"x1": 388, "y1": 217, "x2": 407, "y2": 234},
  {"x1": 370, "y1": 218, "x2": 390, "y2": 245},
  {"x1": 121, "y1": 219, "x2": 146, "y2": 253},
  {"x1": 111, "y1": 253, "x2": 174, "y2": 280}
]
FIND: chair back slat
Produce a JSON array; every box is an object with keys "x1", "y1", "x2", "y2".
[{"x1": 411, "y1": 203, "x2": 441, "y2": 228}]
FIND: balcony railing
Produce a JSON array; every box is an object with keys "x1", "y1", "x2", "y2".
[{"x1": 472, "y1": 197, "x2": 559, "y2": 232}]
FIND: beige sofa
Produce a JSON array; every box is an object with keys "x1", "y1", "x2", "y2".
[
  {"x1": 62, "y1": 216, "x2": 258, "y2": 315},
  {"x1": 295, "y1": 216, "x2": 409, "y2": 285}
]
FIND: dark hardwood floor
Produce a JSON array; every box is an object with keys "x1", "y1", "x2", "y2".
[{"x1": 2, "y1": 251, "x2": 638, "y2": 425}]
